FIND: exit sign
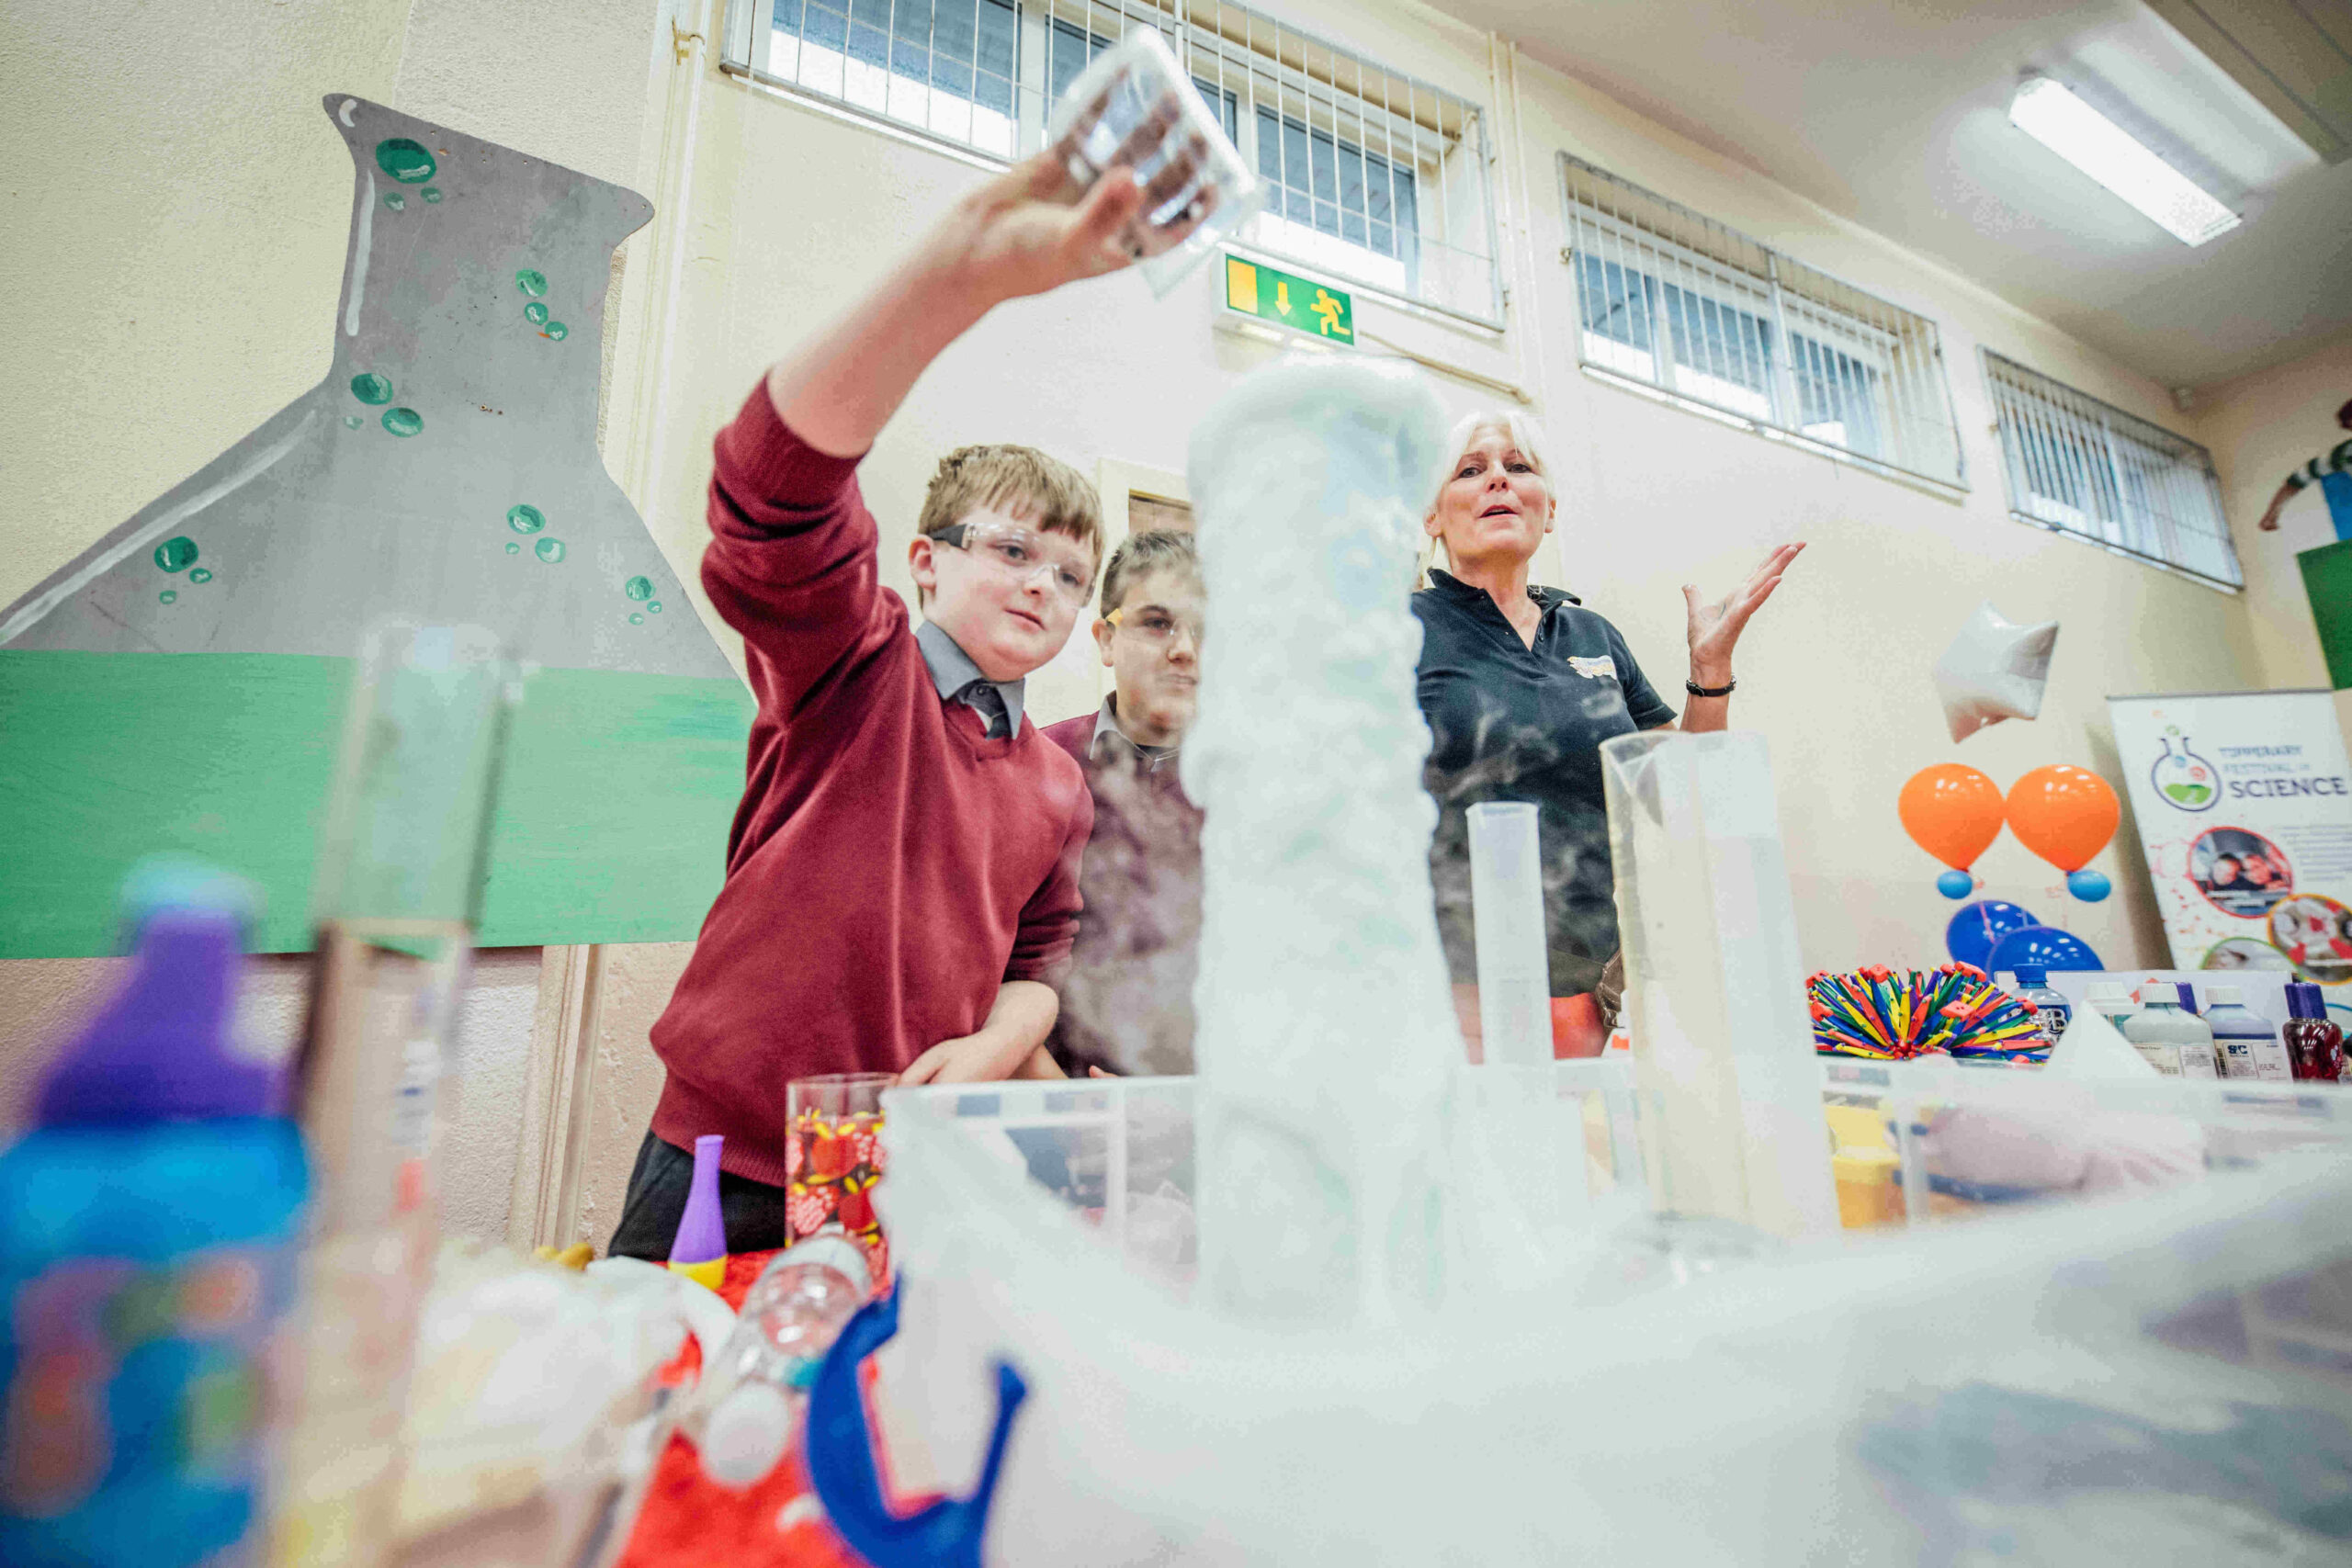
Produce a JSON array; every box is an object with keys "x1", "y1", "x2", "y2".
[{"x1": 1224, "y1": 256, "x2": 1353, "y2": 344}]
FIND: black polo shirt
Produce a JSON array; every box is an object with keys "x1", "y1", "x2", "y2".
[{"x1": 1412, "y1": 568, "x2": 1676, "y2": 997}]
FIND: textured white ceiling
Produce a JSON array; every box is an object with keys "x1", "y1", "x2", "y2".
[{"x1": 1429, "y1": 0, "x2": 2352, "y2": 388}]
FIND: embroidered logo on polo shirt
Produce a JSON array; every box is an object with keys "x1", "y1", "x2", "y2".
[{"x1": 1566, "y1": 655, "x2": 1616, "y2": 680}]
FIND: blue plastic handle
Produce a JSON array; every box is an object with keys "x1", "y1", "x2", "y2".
[{"x1": 802, "y1": 1275, "x2": 1029, "y2": 1568}]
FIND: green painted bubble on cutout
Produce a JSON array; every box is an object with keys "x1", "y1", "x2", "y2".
[
  {"x1": 515, "y1": 269, "x2": 548, "y2": 297},
  {"x1": 543, "y1": 321, "x2": 569, "y2": 342},
  {"x1": 506, "y1": 504, "x2": 545, "y2": 535},
  {"x1": 505, "y1": 541, "x2": 521, "y2": 555},
  {"x1": 535, "y1": 538, "x2": 566, "y2": 564},
  {"x1": 159, "y1": 590, "x2": 177, "y2": 604},
  {"x1": 649, "y1": 601, "x2": 662, "y2": 613},
  {"x1": 375, "y1": 138, "x2": 436, "y2": 185},
  {"x1": 383, "y1": 192, "x2": 406, "y2": 211},
  {"x1": 344, "y1": 415, "x2": 364, "y2": 430},
  {"x1": 624, "y1": 575, "x2": 654, "y2": 601},
  {"x1": 421, "y1": 186, "x2": 443, "y2": 204},
  {"x1": 629, "y1": 613, "x2": 645, "y2": 625},
  {"x1": 153, "y1": 536, "x2": 198, "y2": 573},
  {"x1": 189, "y1": 569, "x2": 213, "y2": 585},
  {"x1": 350, "y1": 373, "x2": 393, "y2": 404},
  {"x1": 381, "y1": 408, "x2": 424, "y2": 437},
  {"x1": 524, "y1": 301, "x2": 549, "y2": 326}
]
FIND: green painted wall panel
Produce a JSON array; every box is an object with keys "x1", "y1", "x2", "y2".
[
  {"x1": 2300, "y1": 539, "x2": 2352, "y2": 692},
  {"x1": 0, "y1": 650, "x2": 752, "y2": 956}
]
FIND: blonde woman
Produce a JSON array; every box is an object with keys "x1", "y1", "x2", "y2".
[{"x1": 1414, "y1": 411, "x2": 1803, "y2": 1052}]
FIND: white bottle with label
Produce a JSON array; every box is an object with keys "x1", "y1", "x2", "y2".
[
  {"x1": 2084, "y1": 980, "x2": 2137, "y2": 1036},
  {"x1": 2202, "y1": 984, "x2": 2291, "y2": 1081},
  {"x1": 2124, "y1": 983, "x2": 2213, "y2": 1078}
]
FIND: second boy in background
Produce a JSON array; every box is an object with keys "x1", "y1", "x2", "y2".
[{"x1": 1045, "y1": 529, "x2": 1207, "y2": 1077}]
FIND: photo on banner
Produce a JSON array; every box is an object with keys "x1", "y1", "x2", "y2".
[{"x1": 2109, "y1": 691, "x2": 2352, "y2": 984}]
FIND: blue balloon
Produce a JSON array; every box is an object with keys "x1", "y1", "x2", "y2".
[
  {"x1": 1986, "y1": 924, "x2": 2104, "y2": 976},
  {"x1": 1946, "y1": 900, "x2": 2039, "y2": 971},
  {"x1": 2066, "y1": 869, "x2": 2112, "y2": 902},
  {"x1": 1936, "y1": 869, "x2": 1974, "y2": 900}
]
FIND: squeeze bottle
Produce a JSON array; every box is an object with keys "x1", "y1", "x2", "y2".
[
  {"x1": 2203, "y1": 985, "x2": 2290, "y2": 1081},
  {"x1": 0, "y1": 876, "x2": 306, "y2": 1568},
  {"x1": 2124, "y1": 983, "x2": 2214, "y2": 1079}
]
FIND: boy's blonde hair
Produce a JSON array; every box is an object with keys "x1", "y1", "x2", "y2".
[{"x1": 919, "y1": 444, "x2": 1104, "y2": 563}]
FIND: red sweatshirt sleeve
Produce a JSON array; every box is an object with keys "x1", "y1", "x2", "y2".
[
  {"x1": 1005, "y1": 775, "x2": 1093, "y2": 987},
  {"x1": 701, "y1": 379, "x2": 889, "y2": 714}
]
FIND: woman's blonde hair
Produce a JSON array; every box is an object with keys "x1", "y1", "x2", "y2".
[{"x1": 1420, "y1": 409, "x2": 1556, "y2": 583}]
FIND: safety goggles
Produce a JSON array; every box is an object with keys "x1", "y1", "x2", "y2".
[
  {"x1": 933, "y1": 521, "x2": 1095, "y2": 608},
  {"x1": 1106, "y1": 604, "x2": 1204, "y2": 646}
]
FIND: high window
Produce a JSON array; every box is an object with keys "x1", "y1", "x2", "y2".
[
  {"x1": 1558, "y1": 153, "x2": 1964, "y2": 491},
  {"x1": 723, "y1": 0, "x2": 1501, "y2": 325},
  {"x1": 1984, "y1": 352, "x2": 2240, "y2": 589}
]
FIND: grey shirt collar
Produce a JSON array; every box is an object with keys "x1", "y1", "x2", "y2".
[
  {"x1": 915, "y1": 619, "x2": 1025, "y2": 736},
  {"x1": 1090, "y1": 695, "x2": 1180, "y2": 773}
]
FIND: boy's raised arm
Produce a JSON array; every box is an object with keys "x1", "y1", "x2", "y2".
[{"x1": 764, "y1": 96, "x2": 1206, "y2": 457}]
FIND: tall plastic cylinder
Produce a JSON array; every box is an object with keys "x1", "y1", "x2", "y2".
[
  {"x1": 1183, "y1": 358, "x2": 1454, "y2": 1325},
  {"x1": 1599, "y1": 729, "x2": 1838, "y2": 1239},
  {"x1": 1467, "y1": 800, "x2": 1551, "y2": 1067}
]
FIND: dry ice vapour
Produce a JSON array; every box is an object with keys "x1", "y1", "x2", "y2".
[{"x1": 850, "y1": 361, "x2": 2352, "y2": 1565}]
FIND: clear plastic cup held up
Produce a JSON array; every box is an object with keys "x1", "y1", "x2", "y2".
[
  {"x1": 786, "y1": 1072, "x2": 896, "y2": 1287},
  {"x1": 1046, "y1": 28, "x2": 1264, "y2": 297}
]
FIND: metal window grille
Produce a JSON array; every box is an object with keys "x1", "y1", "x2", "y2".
[
  {"x1": 720, "y1": 0, "x2": 1503, "y2": 326},
  {"x1": 1558, "y1": 153, "x2": 1963, "y2": 491},
  {"x1": 1984, "y1": 351, "x2": 2241, "y2": 590}
]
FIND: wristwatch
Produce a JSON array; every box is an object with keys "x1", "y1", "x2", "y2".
[{"x1": 1685, "y1": 677, "x2": 1736, "y2": 698}]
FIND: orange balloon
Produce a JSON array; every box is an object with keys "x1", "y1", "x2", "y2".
[
  {"x1": 2005, "y1": 764, "x2": 2120, "y2": 874},
  {"x1": 1897, "y1": 764, "x2": 2006, "y2": 871}
]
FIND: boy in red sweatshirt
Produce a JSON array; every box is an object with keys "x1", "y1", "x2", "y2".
[{"x1": 608, "y1": 99, "x2": 1207, "y2": 1259}]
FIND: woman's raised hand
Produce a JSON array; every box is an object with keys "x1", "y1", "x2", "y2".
[{"x1": 1683, "y1": 542, "x2": 1805, "y2": 684}]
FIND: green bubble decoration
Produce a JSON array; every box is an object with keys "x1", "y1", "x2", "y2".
[
  {"x1": 629, "y1": 613, "x2": 645, "y2": 625},
  {"x1": 381, "y1": 408, "x2": 424, "y2": 437},
  {"x1": 421, "y1": 186, "x2": 443, "y2": 204},
  {"x1": 349, "y1": 372, "x2": 393, "y2": 405},
  {"x1": 382, "y1": 192, "x2": 406, "y2": 211},
  {"x1": 514, "y1": 269, "x2": 548, "y2": 298},
  {"x1": 624, "y1": 575, "x2": 654, "y2": 601},
  {"x1": 543, "y1": 321, "x2": 569, "y2": 342},
  {"x1": 506, "y1": 504, "x2": 546, "y2": 535},
  {"x1": 535, "y1": 537, "x2": 566, "y2": 564},
  {"x1": 649, "y1": 601, "x2": 662, "y2": 613},
  {"x1": 524, "y1": 301, "x2": 549, "y2": 326},
  {"x1": 505, "y1": 541, "x2": 521, "y2": 555},
  {"x1": 374, "y1": 138, "x2": 436, "y2": 185},
  {"x1": 159, "y1": 590, "x2": 177, "y2": 604},
  {"x1": 153, "y1": 536, "x2": 198, "y2": 573},
  {"x1": 188, "y1": 569, "x2": 213, "y2": 584}
]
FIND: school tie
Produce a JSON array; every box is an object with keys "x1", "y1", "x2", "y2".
[{"x1": 957, "y1": 680, "x2": 1010, "y2": 739}]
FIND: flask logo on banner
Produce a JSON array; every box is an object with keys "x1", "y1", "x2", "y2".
[{"x1": 2152, "y1": 728, "x2": 2220, "y2": 812}]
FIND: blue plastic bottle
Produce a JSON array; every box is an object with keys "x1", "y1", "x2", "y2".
[{"x1": 0, "y1": 878, "x2": 308, "y2": 1568}]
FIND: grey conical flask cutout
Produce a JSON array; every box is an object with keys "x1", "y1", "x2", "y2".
[{"x1": 0, "y1": 96, "x2": 752, "y2": 957}]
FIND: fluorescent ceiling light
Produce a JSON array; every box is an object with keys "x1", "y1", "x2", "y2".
[{"x1": 2008, "y1": 76, "x2": 2242, "y2": 246}]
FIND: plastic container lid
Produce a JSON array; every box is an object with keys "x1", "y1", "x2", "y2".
[
  {"x1": 2206, "y1": 984, "x2": 2243, "y2": 1007},
  {"x1": 2137, "y1": 982, "x2": 2180, "y2": 1006},
  {"x1": 2012, "y1": 963, "x2": 2049, "y2": 987}
]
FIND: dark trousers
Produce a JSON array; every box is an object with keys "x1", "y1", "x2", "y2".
[{"x1": 605, "y1": 1129, "x2": 797, "y2": 1261}]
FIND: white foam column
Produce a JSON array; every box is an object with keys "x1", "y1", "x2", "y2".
[{"x1": 1183, "y1": 359, "x2": 1456, "y2": 1325}]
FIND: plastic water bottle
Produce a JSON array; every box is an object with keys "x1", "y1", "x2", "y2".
[
  {"x1": 2010, "y1": 964, "x2": 2072, "y2": 1055},
  {"x1": 2126, "y1": 983, "x2": 2214, "y2": 1079},
  {"x1": 692, "y1": 1235, "x2": 873, "y2": 1487}
]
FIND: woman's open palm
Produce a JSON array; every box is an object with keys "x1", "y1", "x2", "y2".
[{"x1": 1684, "y1": 542, "x2": 1805, "y2": 679}]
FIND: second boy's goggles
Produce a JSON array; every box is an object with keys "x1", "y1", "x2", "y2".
[{"x1": 933, "y1": 520, "x2": 1096, "y2": 607}]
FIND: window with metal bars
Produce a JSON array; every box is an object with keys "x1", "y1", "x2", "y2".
[
  {"x1": 1984, "y1": 352, "x2": 2241, "y2": 589},
  {"x1": 1558, "y1": 153, "x2": 1962, "y2": 490},
  {"x1": 720, "y1": 0, "x2": 1502, "y2": 326}
]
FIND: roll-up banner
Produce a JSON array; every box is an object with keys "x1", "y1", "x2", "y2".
[{"x1": 2109, "y1": 690, "x2": 2352, "y2": 985}]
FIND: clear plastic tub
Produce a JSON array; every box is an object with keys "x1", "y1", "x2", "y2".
[
  {"x1": 1046, "y1": 28, "x2": 1262, "y2": 297},
  {"x1": 858, "y1": 1067, "x2": 2352, "y2": 1565}
]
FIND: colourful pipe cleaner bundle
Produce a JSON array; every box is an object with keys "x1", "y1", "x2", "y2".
[{"x1": 1805, "y1": 963, "x2": 2050, "y2": 1065}]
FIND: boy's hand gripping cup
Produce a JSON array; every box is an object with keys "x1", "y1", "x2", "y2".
[{"x1": 1047, "y1": 28, "x2": 1264, "y2": 298}]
